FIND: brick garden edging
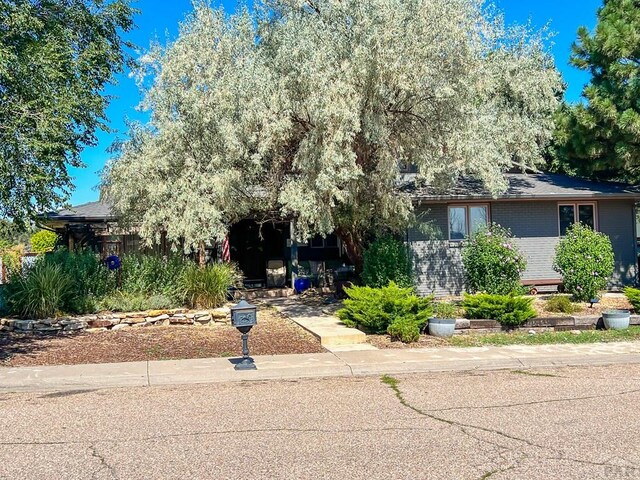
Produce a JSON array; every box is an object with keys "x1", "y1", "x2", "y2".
[
  {"x1": 0, "y1": 307, "x2": 231, "y2": 334},
  {"x1": 455, "y1": 315, "x2": 640, "y2": 334}
]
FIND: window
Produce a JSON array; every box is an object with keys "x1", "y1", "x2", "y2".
[
  {"x1": 448, "y1": 204, "x2": 489, "y2": 240},
  {"x1": 308, "y1": 234, "x2": 339, "y2": 248},
  {"x1": 558, "y1": 202, "x2": 597, "y2": 236}
]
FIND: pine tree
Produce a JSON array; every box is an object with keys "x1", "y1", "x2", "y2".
[{"x1": 554, "y1": 0, "x2": 640, "y2": 182}]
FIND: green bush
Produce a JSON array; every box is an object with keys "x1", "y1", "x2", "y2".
[
  {"x1": 30, "y1": 230, "x2": 58, "y2": 254},
  {"x1": 120, "y1": 254, "x2": 187, "y2": 298},
  {"x1": 544, "y1": 295, "x2": 580, "y2": 314},
  {"x1": 624, "y1": 287, "x2": 640, "y2": 312},
  {"x1": 178, "y1": 263, "x2": 243, "y2": 309},
  {"x1": 387, "y1": 317, "x2": 421, "y2": 343},
  {"x1": 361, "y1": 234, "x2": 413, "y2": 288},
  {"x1": 462, "y1": 224, "x2": 526, "y2": 295},
  {"x1": 433, "y1": 301, "x2": 459, "y2": 319},
  {"x1": 98, "y1": 291, "x2": 177, "y2": 312},
  {"x1": 553, "y1": 223, "x2": 614, "y2": 301},
  {"x1": 44, "y1": 249, "x2": 116, "y2": 309},
  {"x1": 4, "y1": 262, "x2": 75, "y2": 318},
  {"x1": 462, "y1": 293, "x2": 536, "y2": 328},
  {"x1": 337, "y1": 282, "x2": 432, "y2": 336}
]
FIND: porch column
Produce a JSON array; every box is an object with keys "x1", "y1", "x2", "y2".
[{"x1": 290, "y1": 221, "x2": 298, "y2": 287}]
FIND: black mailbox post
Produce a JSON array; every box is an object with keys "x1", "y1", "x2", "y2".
[{"x1": 230, "y1": 299, "x2": 257, "y2": 370}]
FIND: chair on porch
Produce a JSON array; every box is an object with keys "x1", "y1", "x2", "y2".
[{"x1": 266, "y1": 259, "x2": 286, "y2": 288}]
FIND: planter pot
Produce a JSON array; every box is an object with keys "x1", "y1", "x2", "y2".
[
  {"x1": 602, "y1": 310, "x2": 630, "y2": 330},
  {"x1": 428, "y1": 318, "x2": 457, "y2": 338},
  {"x1": 294, "y1": 277, "x2": 311, "y2": 294}
]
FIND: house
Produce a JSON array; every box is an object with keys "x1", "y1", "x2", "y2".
[
  {"x1": 407, "y1": 173, "x2": 640, "y2": 296},
  {"x1": 41, "y1": 204, "x2": 350, "y2": 288},
  {"x1": 42, "y1": 173, "x2": 640, "y2": 295}
]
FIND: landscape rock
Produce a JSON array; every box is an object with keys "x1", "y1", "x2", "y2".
[
  {"x1": 211, "y1": 307, "x2": 230, "y2": 319},
  {"x1": 63, "y1": 321, "x2": 87, "y2": 331},
  {"x1": 86, "y1": 327, "x2": 107, "y2": 333},
  {"x1": 127, "y1": 316, "x2": 147, "y2": 324},
  {"x1": 147, "y1": 309, "x2": 170, "y2": 317},
  {"x1": 125, "y1": 312, "x2": 147, "y2": 318},
  {"x1": 194, "y1": 313, "x2": 212, "y2": 324},
  {"x1": 112, "y1": 323, "x2": 129, "y2": 331},
  {"x1": 14, "y1": 320, "x2": 34, "y2": 331},
  {"x1": 88, "y1": 319, "x2": 114, "y2": 329},
  {"x1": 528, "y1": 330, "x2": 536, "y2": 335},
  {"x1": 170, "y1": 316, "x2": 194, "y2": 325},
  {"x1": 146, "y1": 314, "x2": 170, "y2": 323}
]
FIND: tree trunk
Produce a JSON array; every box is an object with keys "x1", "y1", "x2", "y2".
[
  {"x1": 198, "y1": 241, "x2": 206, "y2": 268},
  {"x1": 335, "y1": 227, "x2": 365, "y2": 275}
]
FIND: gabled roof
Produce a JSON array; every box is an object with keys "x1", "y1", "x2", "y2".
[
  {"x1": 407, "y1": 173, "x2": 640, "y2": 201},
  {"x1": 45, "y1": 201, "x2": 115, "y2": 221}
]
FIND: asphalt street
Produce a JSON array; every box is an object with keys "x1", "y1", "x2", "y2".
[{"x1": 1, "y1": 364, "x2": 639, "y2": 479}]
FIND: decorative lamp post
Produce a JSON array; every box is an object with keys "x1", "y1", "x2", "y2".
[{"x1": 230, "y1": 298, "x2": 258, "y2": 370}]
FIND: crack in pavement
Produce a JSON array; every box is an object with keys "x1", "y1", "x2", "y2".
[
  {"x1": 90, "y1": 444, "x2": 118, "y2": 479},
  {"x1": 379, "y1": 374, "x2": 637, "y2": 477},
  {"x1": 428, "y1": 387, "x2": 640, "y2": 413},
  {"x1": 0, "y1": 426, "x2": 438, "y2": 447},
  {"x1": 380, "y1": 374, "x2": 550, "y2": 452}
]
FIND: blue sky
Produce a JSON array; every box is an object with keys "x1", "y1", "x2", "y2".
[{"x1": 70, "y1": 0, "x2": 602, "y2": 205}]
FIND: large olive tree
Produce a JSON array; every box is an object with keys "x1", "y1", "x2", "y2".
[{"x1": 102, "y1": 0, "x2": 562, "y2": 269}]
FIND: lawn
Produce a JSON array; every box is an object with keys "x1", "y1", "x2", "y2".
[
  {"x1": 450, "y1": 327, "x2": 640, "y2": 347},
  {"x1": 0, "y1": 307, "x2": 324, "y2": 366}
]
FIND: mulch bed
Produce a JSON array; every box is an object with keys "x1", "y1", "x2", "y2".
[
  {"x1": 0, "y1": 308, "x2": 324, "y2": 367},
  {"x1": 532, "y1": 294, "x2": 633, "y2": 317}
]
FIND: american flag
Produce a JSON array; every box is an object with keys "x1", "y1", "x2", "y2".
[{"x1": 221, "y1": 234, "x2": 231, "y2": 262}]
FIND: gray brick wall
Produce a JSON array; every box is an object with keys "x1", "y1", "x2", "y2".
[
  {"x1": 491, "y1": 202, "x2": 560, "y2": 282},
  {"x1": 598, "y1": 200, "x2": 637, "y2": 286},
  {"x1": 408, "y1": 199, "x2": 638, "y2": 296}
]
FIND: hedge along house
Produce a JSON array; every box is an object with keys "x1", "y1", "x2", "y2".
[
  {"x1": 406, "y1": 173, "x2": 640, "y2": 296},
  {"x1": 41, "y1": 203, "x2": 350, "y2": 289}
]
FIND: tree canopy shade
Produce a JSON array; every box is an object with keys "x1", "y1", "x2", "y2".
[
  {"x1": 0, "y1": 0, "x2": 135, "y2": 225},
  {"x1": 553, "y1": 0, "x2": 640, "y2": 182},
  {"x1": 102, "y1": 0, "x2": 562, "y2": 267}
]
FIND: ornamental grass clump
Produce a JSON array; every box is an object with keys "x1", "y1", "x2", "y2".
[
  {"x1": 544, "y1": 295, "x2": 580, "y2": 314},
  {"x1": 4, "y1": 263, "x2": 75, "y2": 319},
  {"x1": 462, "y1": 293, "x2": 536, "y2": 328},
  {"x1": 462, "y1": 224, "x2": 526, "y2": 295},
  {"x1": 553, "y1": 223, "x2": 614, "y2": 302},
  {"x1": 337, "y1": 282, "x2": 433, "y2": 343},
  {"x1": 178, "y1": 263, "x2": 243, "y2": 309}
]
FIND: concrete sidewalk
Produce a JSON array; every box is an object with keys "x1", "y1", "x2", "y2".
[{"x1": 2, "y1": 341, "x2": 640, "y2": 393}]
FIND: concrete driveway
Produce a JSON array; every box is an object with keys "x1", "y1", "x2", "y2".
[{"x1": 1, "y1": 364, "x2": 639, "y2": 479}]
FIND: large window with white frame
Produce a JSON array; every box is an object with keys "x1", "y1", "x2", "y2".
[
  {"x1": 448, "y1": 204, "x2": 490, "y2": 240},
  {"x1": 558, "y1": 202, "x2": 597, "y2": 236}
]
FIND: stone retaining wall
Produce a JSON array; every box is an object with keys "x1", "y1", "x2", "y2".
[
  {"x1": 0, "y1": 307, "x2": 231, "y2": 334},
  {"x1": 455, "y1": 315, "x2": 640, "y2": 334}
]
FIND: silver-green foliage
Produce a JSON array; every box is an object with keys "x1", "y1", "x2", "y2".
[{"x1": 102, "y1": 0, "x2": 563, "y2": 258}]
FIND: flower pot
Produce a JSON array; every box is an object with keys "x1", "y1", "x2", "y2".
[
  {"x1": 294, "y1": 277, "x2": 311, "y2": 294},
  {"x1": 428, "y1": 318, "x2": 457, "y2": 338},
  {"x1": 602, "y1": 310, "x2": 630, "y2": 330}
]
